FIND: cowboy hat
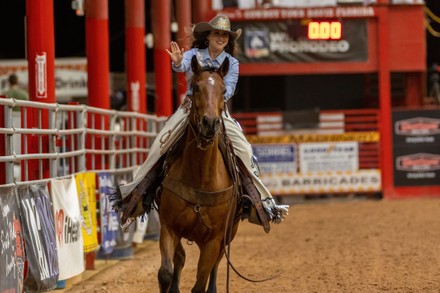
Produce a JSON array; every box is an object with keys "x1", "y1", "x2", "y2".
[{"x1": 193, "y1": 14, "x2": 242, "y2": 39}]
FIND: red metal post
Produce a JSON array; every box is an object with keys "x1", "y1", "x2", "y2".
[
  {"x1": 26, "y1": 0, "x2": 56, "y2": 181},
  {"x1": 125, "y1": 0, "x2": 147, "y2": 113},
  {"x1": 153, "y1": 0, "x2": 172, "y2": 116},
  {"x1": 85, "y1": 0, "x2": 110, "y2": 110},
  {"x1": 84, "y1": 0, "x2": 110, "y2": 270},
  {"x1": 377, "y1": 5, "x2": 394, "y2": 198},
  {"x1": 192, "y1": 0, "x2": 212, "y2": 23},
  {"x1": 176, "y1": 0, "x2": 191, "y2": 104}
]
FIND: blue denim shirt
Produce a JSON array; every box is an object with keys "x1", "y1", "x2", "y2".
[{"x1": 172, "y1": 48, "x2": 239, "y2": 101}]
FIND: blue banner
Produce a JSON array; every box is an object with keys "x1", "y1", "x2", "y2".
[
  {"x1": 18, "y1": 184, "x2": 59, "y2": 292},
  {"x1": 98, "y1": 173, "x2": 118, "y2": 255}
]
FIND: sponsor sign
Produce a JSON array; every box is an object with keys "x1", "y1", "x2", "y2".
[
  {"x1": 247, "y1": 131, "x2": 379, "y2": 144},
  {"x1": 392, "y1": 109, "x2": 440, "y2": 186},
  {"x1": 222, "y1": 6, "x2": 376, "y2": 21},
  {"x1": 299, "y1": 142, "x2": 359, "y2": 173},
  {"x1": 75, "y1": 172, "x2": 99, "y2": 253},
  {"x1": 18, "y1": 185, "x2": 59, "y2": 292},
  {"x1": 98, "y1": 173, "x2": 118, "y2": 255},
  {"x1": 0, "y1": 58, "x2": 88, "y2": 99},
  {"x1": 235, "y1": 19, "x2": 368, "y2": 63},
  {"x1": 252, "y1": 143, "x2": 297, "y2": 174},
  {"x1": 0, "y1": 186, "x2": 24, "y2": 293},
  {"x1": 260, "y1": 170, "x2": 381, "y2": 194},
  {"x1": 51, "y1": 176, "x2": 85, "y2": 280}
]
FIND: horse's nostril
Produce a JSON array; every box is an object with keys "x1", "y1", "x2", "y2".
[{"x1": 202, "y1": 116, "x2": 209, "y2": 128}]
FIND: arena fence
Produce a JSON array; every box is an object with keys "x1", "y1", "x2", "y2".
[{"x1": 0, "y1": 97, "x2": 167, "y2": 186}]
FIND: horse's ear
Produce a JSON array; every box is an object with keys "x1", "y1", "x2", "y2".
[
  {"x1": 218, "y1": 57, "x2": 230, "y2": 77},
  {"x1": 191, "y1": 55, "x2": 201, "y2": 74}
]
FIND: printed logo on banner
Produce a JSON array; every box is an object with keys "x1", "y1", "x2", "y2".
[
  {"x1": 18, "y1": 185, "x2": 59, "y2": 291},
  {"x1": 244, "y1": 29, "x2": 270, "y2": 58},
  {"x1": 0, "y1": 187, "x2": 25, "y2": 293},
  {"x1": 396, "y1": 153, "x2": 440, "y2": 172},
  {"x1": 395, "y1": 117, "x2": 440, "y2": 136}
]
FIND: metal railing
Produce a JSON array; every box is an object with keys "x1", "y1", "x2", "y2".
[{"x1": 0, "y1": 97, "x2": 167, "y2": 187}]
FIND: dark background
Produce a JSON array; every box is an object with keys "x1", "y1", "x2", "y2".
[{"x1": 1, "y1": 1, "x2": 439, "y2": 70}]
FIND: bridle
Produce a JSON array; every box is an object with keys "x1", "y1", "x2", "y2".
[{"x1": 188, "y1": 68, "x2": 225, "y2": 151}]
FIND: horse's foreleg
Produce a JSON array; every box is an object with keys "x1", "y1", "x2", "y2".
[
  {"x1": 206, "y1": 248, "x2": 225, "y2": 293},
  {"x1": 170, "y1": 241, "x2": 185, "y2": 293},
  {"x1": 158, "y1": 226, "x2": 180, "y2": 293},
  {"x1": 191, "y1": 240, "x2": 222, "y2": 293}
]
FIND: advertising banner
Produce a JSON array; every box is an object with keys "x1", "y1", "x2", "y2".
[
  {"x1": 98, "y1": 173, "x2": 118, "y2": 255},
  {"x1": 75, "y1": 172, "x2": 99, "y2": 253},
  {"x1": 299, "y1": 141, "x2": 359, "y2": 173},
  {"x1": 0, "y1": 186, "x2": 25, "y2": 293},
  {"x1": 234, "y1": 19, "x2": 368, "y2": 63},
  {"x1": 261, "y1": 169, "x2": 381, "y2": 194},
  {"x1": 392, "y1": 109, "x2": 440, "y2": 186},
  {"x1": 17, "y1": 185, "x2": 59, "y2": 292},
  {"x1": 51, "y1": 176, "x2": 84, "y2": 280},
  {"x1": 0, "y1": 58, "x2": 87, "y2": 99},
  {"x1": 252, "y1": 143, "x2": 297, "y2": 174}
]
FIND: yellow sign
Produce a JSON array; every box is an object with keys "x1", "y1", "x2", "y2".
[
  {"x1": 247, "y1": 131, "x2": 379, "y2": 144},
  {"x1": 76, "y1": 172, "x2": 99, "y2": 253}
]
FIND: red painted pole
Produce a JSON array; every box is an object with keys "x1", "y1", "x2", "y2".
[
  {"x1": 153, "y1": 0, "x2": 172, "y2": 116},
  {"x1": 125, "y1": 0, "x2": 146, "y2": 113},
  {"x1": 85, "y1": 0, "x2": 110, "y2": 110},
  {"x1": 26, "y1": 0, "x2": 56, "y2": 181},
  {"x1": 176, "y1": 0, "x2": 191, "y2": 104},
  {"x1": 193, "y1": 0, "x2": 212, "y2": 23},
  {"x1": 377, "y1": 5, "x2": 394, "y2": 198},
  {"x1": 84, "y1": 0, "x2": 110, "y2": 270}
]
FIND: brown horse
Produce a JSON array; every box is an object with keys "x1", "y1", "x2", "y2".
[{"x1": 158, "y1": 56, "x2": 240, "y2": 293}]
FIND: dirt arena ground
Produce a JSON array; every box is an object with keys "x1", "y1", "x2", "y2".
[{"x1": 67, "y1": 197, "x2": 440, "y2": 293}]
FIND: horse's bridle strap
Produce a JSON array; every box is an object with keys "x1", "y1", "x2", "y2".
[{"x1": 162, "y1": 175, "x2": 233, "y2": 206}]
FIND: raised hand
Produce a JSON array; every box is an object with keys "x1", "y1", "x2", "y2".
[{"x1": 165, "y1": 41, "x2": 184, "y2": 66}]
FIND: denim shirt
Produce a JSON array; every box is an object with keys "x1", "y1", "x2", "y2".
[{"x1": 172, "y1": 48, "x2": 239, "y2": 101}]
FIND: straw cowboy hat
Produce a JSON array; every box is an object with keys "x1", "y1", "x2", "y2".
[{"x1": 194, "y1": 14, "x2": 242, "y2": 39}]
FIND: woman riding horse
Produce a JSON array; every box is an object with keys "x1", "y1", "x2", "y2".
[
  {"x1": 115, "y1": 14, "x2": 289, "y2": 231},
  {"x1": 158, "y1": 55, "x2": 238, "y2": 293}
]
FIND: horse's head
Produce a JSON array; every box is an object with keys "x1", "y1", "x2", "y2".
[{"x1": 189, "y1": 55, "x2": 229, "y2": 146}]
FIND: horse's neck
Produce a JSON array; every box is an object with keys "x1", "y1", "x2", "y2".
[{"x1": 176, "y1": 131, "x2": 226, "y2": 189}]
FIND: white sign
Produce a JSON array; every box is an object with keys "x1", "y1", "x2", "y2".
[
  {"x1": 35, "y1": 53, "x2": 47, "y2": 98},
  {"x1": 261, "y1": 169, "x2": 381, "y2": 194},
  {"x1": 130, "y1": 81, "x2": 140, "y2": 111},
  {"x1": 299, "y1": 141, "x2": 359, "y2": 172},
  {"x1": 0, "y1": 58, "x2": 88, "y2": 99}
]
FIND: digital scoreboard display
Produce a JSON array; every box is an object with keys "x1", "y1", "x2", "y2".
[
  {"x1": 307, "y1": 21, "x2": 342, "y2": 40},
  {"x1": 237, "y1": 19, "x2": 368, "y2": 63}
]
